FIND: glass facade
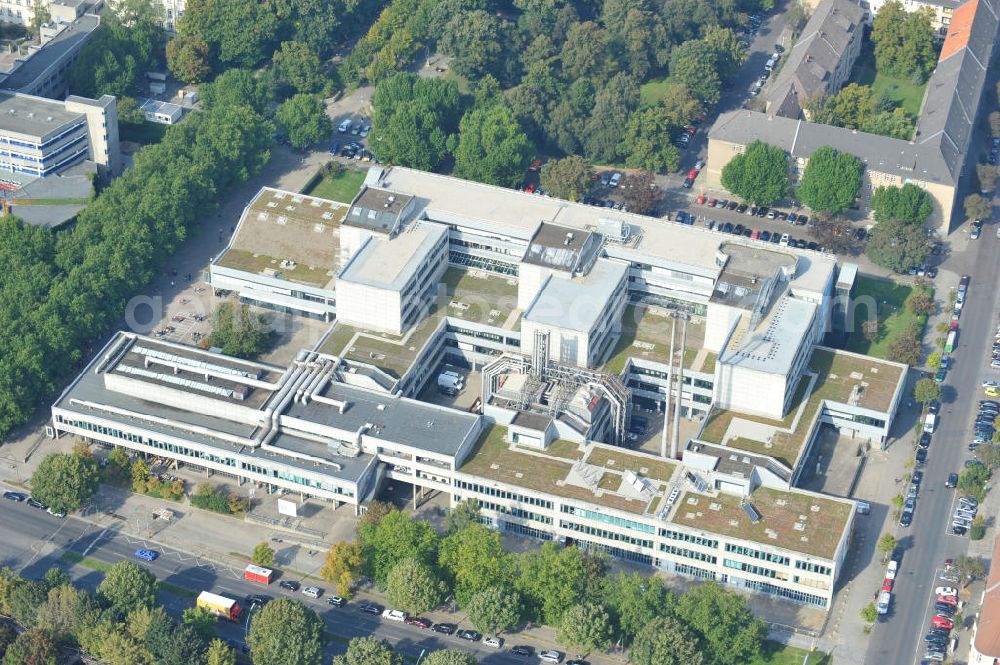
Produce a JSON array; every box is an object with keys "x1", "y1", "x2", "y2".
[
  {"x1": 455, "y1": 480, "x2": 554, "y2": 509},
  {"x1": 561, "y1": 505, "x2": 656, "y2": 534}
]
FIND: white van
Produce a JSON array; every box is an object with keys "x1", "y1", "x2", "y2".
[
  {"x1": 382, "y1": 609, "x2": 407, "y2": 622},
  {"x1": 337, "y1": 119, "x2": 351, "y2": 134}
]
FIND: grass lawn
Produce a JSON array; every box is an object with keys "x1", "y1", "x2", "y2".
[
  {"x1": 304, "y1": 167, "x2": 366, "y2": 203},
  {"x1": 120, "y1": 121, "x2": 168, "y2": 144},
  {"x1": 639, "y1": 75, "x2": 670, "y2": 108},
  {"x1": 846, "y1": 275, "x2": 930, "y2": 359},
  {"x1": 751, "y1": 641, "x2": 831, "y2": 665},
  {"x1": 850, "y1": 46, "x2": 927, "y2": 117}
]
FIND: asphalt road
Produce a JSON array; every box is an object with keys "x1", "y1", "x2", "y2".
[
  {"x1": 864, "y1": 231, "x2": 1000, "y2": 665},
  {"x1": 0, "y1": 499, "x2": 588, "y2": 665}
]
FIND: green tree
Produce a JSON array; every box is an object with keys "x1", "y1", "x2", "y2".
[
  {"x1": 385, "y1": 558, "x2": 446, "y2": 615},
  {"x1": 272, "y1": 40, "x2": 326, "y2": 95},
  {"x1": 860, "y1": 602, "x2": 878, "y2": 624},
  {"x1": 183, "y1": 605, "x2": 218, "y2": 639},
  {"x1": 248, "y1": 598, "x2": 324, "y2": 665},
  {"x1": 977, "y1": 443, "x2": 1000, "y2": 470},
  {"x1": 454, "y1": 104, "x2": 533, "y2": 187},
  {"x1": 104, "y1": 447, "x2": 133, "y2": 486},
  {"x1": 583, "y1": 73, "x2": 639, "y2": 163},
  {"x1": 602, "y1": 572, "x2": 673, "y2": 646},
  {"x1": 952, "y1": 555, "x2": 987, "y2": 587},
  {"x1": 439, "y1": 523, "x2": 511, "y2": 605},
  {"x1": 957, "y1": 464, "x2": 990, "y2": 503},
  {"x1": 424, "y1": 650, "x2": 477, "y2": 665},
  {"x1": 926, "y1": 352, "x2": 942, "y2": 369},
  {"x1": 629, "y1": 616, "x2": 704, "y2": 665},
  {"x1": 2, "y1": 629, "x2": 57, "y2": 665},
  {"x1": 178, "y1": 0, "x2": 282, "y2": 68},
  {"x1": 206, "y1": 639, "x2": 237, "y2": 665},
  {"x1": 150, "y1": 623, "x2": 209, "y2": 665},
  {"x1": 675, "y1": 583, "x2": 765, "y2": 665},
  {"x1": 0, "y1": 623, "x2": 15, "y2": 660},
  {"x1": 332, "y1": 636, "x2": 402, "y2": 665},
  {"x1": 320, "y1": 541, "x2": 362, "y2": 597},
  {"x1": 620, "y1": 107, "x2": 682, "y2": 173},
  {"x1": 797, "y1": 146, "x2": 862, "y2": 213},
  {"x1": 964, "y1": 193, "x2": 992, "y2": 221},
  {"x1": 669, "y1": 39, "x2": 722, "y2": 107},
  {"x1": 907, "y1": 290, "x2": 934, "y2": 316},
  {"x1": 7, "y1": 580, "x2": 47, "y2": 628},
  {"x1": 28, "y1": 0, "x2": 50, "y2": 37},
  {"x1": 67, "y1": 17, "x2": 161, "y2": 98},
  {"x1": 275, "y1": 94, "x2": 332, "y2": 149},
  {"x1": 871, "y1": 184, "x2": 933, "y2": 225},
  {"x1": 371, "y1": 74, "x2": 463, "y2": 172},
  {"x1": 359, "y1": 510, "x2": 439, "y2": 589},
  {"x1": 886, "y1": 324, "x2": 923, "y2": 366},
  {"x1": 872, "y1": 1, "x2": 937, "y2": 81},
  {"x1": 166, "y1": 34, "x2": 212, "y2": 83},
  {"x1": 464, "y1": 586, "x2": 522, "y2": 635},
  {"x1": 36, "y1": 583, "x2": 78, "y2": 643},
  {"x1": 208, "y1": 301, "x2": 271, "y2": 358},
  {"x1": 30, "y1": 450, "x2": 100, "y2": 513},
  {"x1": 444, "y1": 499, "x2": 482, "y2": 535},
  {"x1": 560, "y1": 21, "x2": 609, "y2": 82},
  {"x1": 41, "y1": 567, "x2": 68, "y2": 591},
  {"x1": 131, "y1": 458, "x2": 151, "y2": 493},
  {"x1": 977, "y1": 164, "x2": 997, "y2": 194},
  {"x1": 252, "y1": 541, "x2": 276, "y2": 567},
  {"x1": 98, "y1": 561, "x2": 158, "y2": 616},
  {"x1": 201, "y1": 68, "x2": 271, "y2": 112},
  {"x1": 540, "y1": 157, "x2": 594, "y2": 202},
  {"x1": 876, "y1": 533, "x2": 897, "y2": 557},
  {"x1": 516, "y1": 542, "x2": 587, "y2": 626},
  {"x1": 701, "y1": 25, "x2": 747, "y2": 80},
  {"x1": 439, "y1": 10, "x2": 515, "y2": 85},
  {"x1": 970, "y1": 515, "x2": 987, "y2": 540},
  {"x1": 865, "y1": 218, "x2": 930, "y2": 273},
  {"x1": 557, "y1": 602, "x2": 613, "y2": 655},
  {"x1": 914, "y1": 378, "x2": 941, "y2": 404},
  {"x1": 720, "y1": 140, "x2": 788, "y2": 205}
]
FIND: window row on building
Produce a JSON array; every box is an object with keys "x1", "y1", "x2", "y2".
[
  {"x1": 455, "y1": 479, "x2": 554, "y2": 509},
  {"x1": 559, "y1": 520, "x2": 654, "y2": 548},
  {"x1": 561, "y1": 505, "x2": 657, "y2": 534},
  {"x1": 724, "y1": 543, "x2": 791, "y2": 566}
]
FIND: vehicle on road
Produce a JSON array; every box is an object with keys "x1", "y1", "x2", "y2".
[
  {"x1": 244, "y1": 564, "x2": 273, "y2": 585},
  {"x1": 539, "y1": 649, "x2": 564, "y2": 662},
  {"x1": 946, "y1": 473, "x2": 958, "y2": 488},
  {"x1": 301, "y1": 586, "x2": 322, "y2": 599},
  {"x1": 510, "y1": 645, "x2": 533, "y2": 657},
  {"x1": 458, "y1": 629, "x2": 481, "y2": 641},
  {"x1": 2, "y1": 491, "x2": 27, "y2": 501},
  {"x1": 483, "y1": 636, "x2": 503, "y2": 648},
  {"x1": 935, "y1": 587, "x2": 957, "y2": 596},
  {"x1": 279, "y1": 580, "x2": 300, "y2": 591},
  {"x1": 359, "y1": 603, "x2": 383, "y2": 615},
  {"x1": 877, "y1": 591, "x2": 891, "y2": 614},
  {"x1": 382, "y1": 609, "x2": 407, "y2": 622},
  {"x1": 245, "y1": 594, "x2": 271, "y2": 606},
  {"x1": 932, "y1": 616, "x2": 954, "y2": 629},
  {"x1": 27, "y1": 498, "x2": 44, "y2": 509},
  {"x1": 327, "y1": 596, "x2": 345, "y2": 607},
  {"x1": 197, "y1": 591, "x2": 241, "y2": 621},
  {"x1": 134, "y1": 548, "x2": 158, "y2": 561},
  {"x1": 432, "y1": 623, "x2": 456, "y2": 635},
  {"x1": 406, "y1": 616, "x2": 432, "y2": 628}
]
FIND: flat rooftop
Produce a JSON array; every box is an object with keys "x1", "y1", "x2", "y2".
[
  {"x1": 0, "y1": 92, "x2": 82, "y2": 139},
  {"x1": 321, "y1": 267, "x2": 520, "y2": 378},
  {"x1": 285, "y1": 379, "x2": 480, "y2": 458},
  {"x1": 699, "y1": 347, "x2": 905, "y2": 467},
  {"x1": 338, "y1": 222, "x2": 445, "y2": 291},
  {"x1": 524, "y1": 259, "x2": 627, "y2": 334},
  {"x1": 216, "y1": 188, "x2": 347, "y2": 290},
  {"x1": 602, "y1": 305, "x2": 712, "y2": 375},
  {"x1": 670, "y1": 486, "x2": 852, "y2": 559},
  {"x1": 345, "y1": 187, "x2": 412, "y2": 233},
  {"x1": 523, "y1": 223, "x2": 598, "y2": 272},
  {"x1": 459, "y1": 424, "x2": 671, "y2": 515},
  {"x1": 720, "y1": 296, "x2": 816, "y2": 376}
]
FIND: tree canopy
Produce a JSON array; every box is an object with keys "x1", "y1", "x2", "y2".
[
  {"x1": 720, "y1": 140, "x2": 788, "y2": 205},
  {"x1": 872, "y1": 1, "x2": 937, "y2": 82},
  {"x1": 540, "y1": 156, "x2": 594, "y2": 201},
  {"x1": 796, "y1": 146, "x2": 863, "y2": 214},
  {"x1": 248, "y1": 598, "x2": 325, "y2": 665},
  {"x1": 385, "y1": 558, "x2": 446, "y2": 614},
  {"x1": 630, "y1": 616, "x2": 704, "y2": 665},
  {"x1": 98, "y1": 561, "x2": 158, "y2": 616},
  {"x1": 208, "y1": 301, "x2": 272, "y2": 359},
  {"x1": 871, "y1": 184, "x2": 933, "y2": 225},
  {"x1": 454, "y1": 104, "x2": 534, "y2": 187},
  {"x1": 359, "y1": 509, "x2": 439, "y2": 588},
  {"x1": 557, "y1": 602, "x2": 614, "y2": 655},
  {"x1": 332, "y1": 636, "x2": 402, "y2": 665},
  {"x1": 29, "y1": 449, "x2": 100, "y2": 513},
  {"x1": 675, "y1": 583, "x2": 766, "y2": 665},
  {"x1": 865, "y1": 217, "x2": 930, "y2": 273},
  {"x1": 276, "y1": 94, "x2": 332, "y2": 149},
  {"x1": 464, "y1": 586, "x2": 522, "y2": 635},
  {"x1": 371, "y1": 74, "x2": 464, "y2": 172}
]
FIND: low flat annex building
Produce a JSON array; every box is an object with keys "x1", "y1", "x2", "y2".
[{"x1": 66, "y1": 166, "x2": 913, "y2": 611}]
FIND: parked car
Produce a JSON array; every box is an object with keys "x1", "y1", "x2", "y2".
[
  {"x1": 432, "y1": 623, "x2": 457, "y2": 635},
  {"x1": 279, "y1": 580, "x2": 300, "y2": 591},
  {"x1": 539, "y1": 651, "x2": 564, "y2": 663},
  {"x1": 327, "y1": 596, "x2": 345, "y2": 607},
  {"x1": 359, "y1": 603, "x2": 383, "y2": 615},
  {"x1": 301, "y1": 586, "x2": 322, "y2": 599},
  {"x1": 483, "y1": 636, "x2": 503, "y2": 648},
  {"x1": 134, "y1": 549, "x2": 158, "y2": 561},
  {"x1": 2, "y1": 491, "x2": 27, "y2": 501},
  {"x1": 458, "y1": 630, "x2": 481, "y2": 642},
  {"x1": 510, "y1": 646, "x2": 534, "y2": 657},
  {"x1": 406, "y1": 616, "x2": 432, "y2": 628}
]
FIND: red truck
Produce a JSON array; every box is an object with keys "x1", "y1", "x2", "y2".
[{"x1": 244, "y1": 564, "x2": 274, "y2": 585}]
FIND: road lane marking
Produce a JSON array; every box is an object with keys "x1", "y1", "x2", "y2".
[{"x1": 82, "y1": 528, "x2": 108, "y2": 556}]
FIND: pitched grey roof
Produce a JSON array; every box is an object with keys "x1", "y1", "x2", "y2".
[
  {"x1": 766, "y1": 0, "x2": 864, "y2": 119},
  {"x1": 711, "y1": 110, "x2": 955, "y2": 184},
  {"x1": 716, "y1": 0, "x2": 1000, "y2": 195}
]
